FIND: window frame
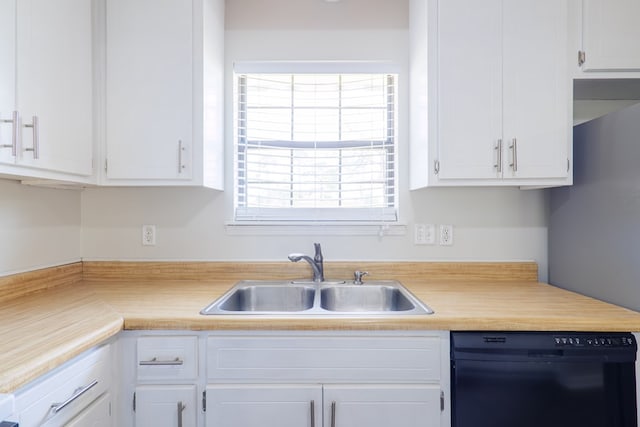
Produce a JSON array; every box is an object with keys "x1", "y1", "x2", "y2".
[{"x1": 232, "y1": 62, "x2": 399, "y2": 224}]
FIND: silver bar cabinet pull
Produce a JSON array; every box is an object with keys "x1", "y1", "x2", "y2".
[
  {"x1": 178, "y1": 139, "x2": 185, "y2": 174},
  {"x1": 509, "y1": 138, "x2": 518, "y2": 172},
  {"x1": 331, "y1": 401, "x2": 337, "y2": 427},
  {"x1": 177, "y1": 401, "x2": 186, "y2": 427},
  {"x1": 23, "y1": 115, "x2": 39, "y2": 159},
  {"x1": 494, "y1": 139, "x2": 502, "y2": 173},
  {"x1": 1, "y1": 111, "x2": 18, "y2": 156},
  {"x1": 310, "y1": 400, "x2": 315, "y2": 427},
  {"x1": 139, "y1": 357, "x2": 184, "y2": 366},
  {"x1": 50, "y1": 380, "x2": 99, "y2": 415}
]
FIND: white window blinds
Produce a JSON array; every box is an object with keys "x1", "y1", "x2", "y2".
[{"x1": 234, "y1": 69, "x2": 397, "y2": 222}]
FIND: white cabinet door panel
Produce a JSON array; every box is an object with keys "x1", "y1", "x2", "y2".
[
  {"x1": 65, "y1": 393, "x2": 111, "y2": 427},
  {"x1": 502, "y1": 0, "x2": 569, "y2": 180},
  {"x1": 206, "y1": 384, "x2": 323, "y2": 427},
  {"x1": 134, "y1": 385, "x2": 197, "y2": 427},
  {"x1": 106, "y1": 0, "x2": 193, "y2": 181},
  {"x1": 16, "y1": 0, "x2": 93, "y2": 175},
  {"x1": 0, "y1": 0, "x2": 16, "y2": 165},
  {"x1": 323, "y1": 384, "x2": 442, "y2": 427},
  {"x1": 436, "y1": 0, "x2": 502, "y2": 180},
  {"x1": 582, "y1": 0, "x2": 640, "y2": 71}
]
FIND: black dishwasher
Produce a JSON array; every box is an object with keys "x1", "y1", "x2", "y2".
[{"x1": 451, "y1": 332, "x2": 637, "y2": 427}]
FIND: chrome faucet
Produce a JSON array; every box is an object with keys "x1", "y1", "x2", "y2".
[{"x1": 288, "y1": 243, "x2": 325, "y2": 282}]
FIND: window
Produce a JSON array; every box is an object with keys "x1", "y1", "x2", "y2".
[{"x1": 234, "y1": 66, "x2": 397, "y2": 223}]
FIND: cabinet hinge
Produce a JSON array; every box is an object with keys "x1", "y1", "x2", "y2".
[
  {"x1": 440, "y1": 390, "x2": 445, "y2": 412},
  {"x1": 133, "y1": 392, "x2": 136, "y2": 412},
  {"x1": 578, "y1": 50, "x2": 586, "y2": 66},
  {"x1": 104, "y1": 159, "x2": 108, "y2": 173},
  {"x1": 567, "y1": 158, "x2": 570, "y2": 172},
  {"x1": 434, "y1": 160, "x2": 440, "y2": 175},
  {"x1": 202, "y1": 390, "x2": 206, "y2": 412}
]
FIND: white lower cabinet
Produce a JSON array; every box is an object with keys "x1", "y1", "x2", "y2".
[
  {"x1": 117, "y1": 334, "x2": 200, "y2": 427},
  {"x1": 7, "y1": 344, "x2": 112, "y2": 427},
  {"x1": 134, "y1": 385, "x2": 197, "y2": 427},
  {"x1": 65, "y1": 392, "x2": 112, "y2": 427},
  {"x1": 206, "y1": 384, "x2": 322, "y2": 427},
  {"x1": 323, "y1": 385, "x2": 441, "y2": 427},
  {"x1": 117, "y1": 331, "x2": 450, "y2": 427},
  {"x1": 206, "y1": 332, "x2": 449, "y2": 427},
  {"x1": 205, "y1": 384, "x2": 441, "y2": 427}
]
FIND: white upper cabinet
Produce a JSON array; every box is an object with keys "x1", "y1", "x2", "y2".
[
  {"x1": 103, "y1": 0, "x2": 224, "y2": 188},
  {"x1": 0, "y1": 0, "x2": 16, "y2": 166},
  {"x1": 410, "y1": 0, "x2": 572, "y2": 188},
  {"x1": 0, "y1": 0, "x2": 93, "y2": 182},
  {"x1": 580, "y1": 0, "x2": 640, "y2": 72},
  {"x1": 501, "y1": 1, "x2": 570, "y2": 181}
]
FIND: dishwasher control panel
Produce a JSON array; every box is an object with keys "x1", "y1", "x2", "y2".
[{"x1": 553, "y1": 334, "x2": 635, "y2": 347}]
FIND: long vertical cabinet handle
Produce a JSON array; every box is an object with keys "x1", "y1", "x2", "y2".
[
  {"x1": 23, "y1": 115, "x2": 39, "y2": 159},
  {"x1": 178, "y1": 139, "x2": 185, "y2": 174},
  {"x1": 494, "y1": 139, "x2": 502, "y2": 173},
  {"x1": 330, "y1": 401, "x2": 337, "y2": 427},
  {"x1": 310, "y1": 400, "x2": 315, "y2": 427},
  {"x1": 509, "y1": 138, "x2": 518, "y2": 172},
  {"x1": 177, "y1": 401, "x2": 186, "y2": 427},
  {"x1": 1, "y1": 111, "x2": 18, "y2": 156}
]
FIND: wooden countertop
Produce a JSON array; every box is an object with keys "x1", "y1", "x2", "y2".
[
  {"x1": 0, "y1": 284, "x2": 123, "y2": 393},
  {"x1": 86, "y1": 278, "x2": 640, "y2": 332},
  {"x1": 2, "y1": 261, "x2": 640, "y2": 394}
]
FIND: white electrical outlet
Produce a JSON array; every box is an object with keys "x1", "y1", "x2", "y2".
[
  {"x1": 439, "y1": 224, "x2": 453, "y2": 246},
  {"x1": 414, "y1": 224, "x2": 435, "y2": 245},
  {"x1": 142, "y1": 225, "x2": 156, "y2": 246}
]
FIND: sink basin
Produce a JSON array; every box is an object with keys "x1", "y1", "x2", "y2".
[
  {"x1": 201, "y1": 283, "x2": 315, "y2": 314},
  {"x1": 320, "y1": 285, "x2": 416, "y2": 312},
  {"x1": 200, "y1": 280, "x2": 433, "y2": 315}
]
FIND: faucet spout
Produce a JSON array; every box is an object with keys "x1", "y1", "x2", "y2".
[{"x1": 288, "y1": 243, "x2": 325, "y2": 282}]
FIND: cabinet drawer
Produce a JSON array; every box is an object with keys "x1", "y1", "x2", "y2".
[
  {"x1": 207, "y1": 335, "x2": 441, "y2": 382},
  {"x1": 13, "y1": 345, "x2": 111, "y2": 427},
  {"x1": 65, "y1": 392, "x2": 111, "y2": 427},
  {"x1": 137, "y1": 336, "x2": 198, "y2": 380}
]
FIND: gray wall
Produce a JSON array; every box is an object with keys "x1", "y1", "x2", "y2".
[{"x1": 549, "y1": 102, "x2": 640, "y2": 311}]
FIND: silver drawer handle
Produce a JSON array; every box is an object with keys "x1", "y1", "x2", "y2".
[
  {"x1": 493, "y1": 138, "x2": 502, "y2": 173},
  {"x1": 177, "y1": 401, "x2": 186, "y2": 427},
  {"x1": 49, "y1": 379, "x2": 98, "y2": 415},
  {"x1": 178, "y1": 139, "x2": 186, "y2": 174},
  {"x1": 139, "y1": 357, "x2": 184, "y2": 366},
  {"x1": 310, "y1": 400, "x2": 315, "y2": 427},
  {"x1": 331, "y1": 401, "x2": 336, "y2": 427},
  {"x1": 23, "y1": 115, "x2": 39, "y2": 159},
  {"x1": 0, "y1": 111, "x2": 18, "y2": 156},
  {"x1": 509, "y1": 138, "x2": 518, "y2": 172}
]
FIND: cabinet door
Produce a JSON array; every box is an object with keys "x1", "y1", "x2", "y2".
[
  {"x1": 16, "y1": 0, "x2": 93, "y2": 175},
  {"x1": 582, "y1": 0, "x2": 640, "y2": 71},
  {"x1": 502, "y1": 0, "x2": 569, "y2": 180},
  {"x1": 323, "y1": 384, "x2": 442, "y2": 427},
  {"x1": 0, "y1": 0, "x2": 16, "y2": 165},
  {"x1": 134, "y1": 385, "x2": 197, "y2": 427},
  {"x1": 64, "y1": 393, "x2": 111, "y2": 427},
  {"x1": 206, "y1": 384, "x2": 322, "y2": 427},
  {"x1": 106, "y1": 0, "x2": 193, "y2": 181},
  {"x1": 436, "y1": 0, "x2": 502, "y2": 180}
]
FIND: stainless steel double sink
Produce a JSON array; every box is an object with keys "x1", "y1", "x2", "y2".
[{"x1": 200, "y1": 280, "x2": 434, "y2": 315}]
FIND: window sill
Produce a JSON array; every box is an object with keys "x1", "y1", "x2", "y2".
[{"x1": 225, "y1": 222, "x2": 407, "y2": 237}]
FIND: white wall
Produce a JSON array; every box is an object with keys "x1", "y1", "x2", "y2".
[
  {"x1": 0, "y1": 179, "x2": 81, "y2": 275},
  {"x1": 80, "y1": 0, "x2": 549, "y2": 280}
]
